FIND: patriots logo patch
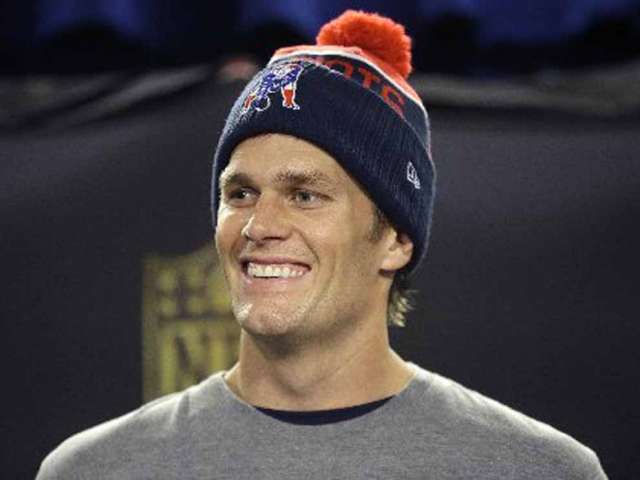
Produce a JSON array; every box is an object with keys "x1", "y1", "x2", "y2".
[{"x1": 242, "y1": 62, "x2": 304, "y2": 113}]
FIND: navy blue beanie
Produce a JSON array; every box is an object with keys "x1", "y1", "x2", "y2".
[{"x1": 211, "y1": 10, "x2": 435, "y2": 274}]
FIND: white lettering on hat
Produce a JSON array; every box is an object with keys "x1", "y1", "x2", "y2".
[{"x1": 406, "y1": 161, "x2": 421, "y2": 189}]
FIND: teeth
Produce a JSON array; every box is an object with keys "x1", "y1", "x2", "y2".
[{"x1": 247, "y1": 262, "x2": 306, "y2": 278}]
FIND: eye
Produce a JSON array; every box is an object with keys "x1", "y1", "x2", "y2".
[
  {"x1": 291, "y1": 189, "x2": 332, "y2": 209},
  {"x1": 225, "y1": 187, "x2": 256, "y2": 205},
  {"x1": 294, "y1": 190, "x2": 316, "y2": 203}
]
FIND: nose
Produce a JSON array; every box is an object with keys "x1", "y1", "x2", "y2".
[{"x1": 241, "y1": 194, "x2": 291, "y2": 243}]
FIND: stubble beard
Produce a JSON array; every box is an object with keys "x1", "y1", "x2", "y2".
[{"x1": 232, "y1": 291, "x2": 317, "y2": 340}]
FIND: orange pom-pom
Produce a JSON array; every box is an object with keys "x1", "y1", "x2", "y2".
[{"x1": 316, "y1": 10, "x2": 412, "y2": 79}]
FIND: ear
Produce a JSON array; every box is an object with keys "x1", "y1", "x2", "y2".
[{"x1": 380, "y1": 231, "x2": 413, "y2": 272}]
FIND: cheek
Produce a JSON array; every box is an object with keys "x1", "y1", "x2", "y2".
[
  {"x1": 307, "y1": 214, "x2": 373, "y2": 272},
  {"x1": 339, "y1": 215, "x2": 384, "y2": 278},
  {"x1": 215, "y1": 210, "x2": 245, "y2": 258}
]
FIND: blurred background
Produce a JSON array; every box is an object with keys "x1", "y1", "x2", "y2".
[{"x1": 1, "y1": 1, "x2": 639, "y2": 478}]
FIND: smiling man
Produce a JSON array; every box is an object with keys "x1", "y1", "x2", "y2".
[
  {"x1": 215, "y1": 133, "x2": 415, "y2": 411},
  {"x1": 37, "y1": 10, "x2": 608, "y2": 480}
]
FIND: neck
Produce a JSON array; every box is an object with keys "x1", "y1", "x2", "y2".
[{"x1": 224, "y1": 319, "x2": 414, "y2": 411}]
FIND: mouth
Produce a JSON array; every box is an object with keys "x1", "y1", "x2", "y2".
[{"x1": 239, "y1": 258, "x2": 311, "y2": 282}]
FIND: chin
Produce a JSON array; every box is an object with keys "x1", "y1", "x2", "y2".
[{"x1": 233, "y1": 302, "x2": 303, "y2": 338}]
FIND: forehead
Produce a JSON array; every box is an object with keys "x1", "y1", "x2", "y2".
[{"x1": 221, "y1": 134, "x2": 349, "y2": 185}]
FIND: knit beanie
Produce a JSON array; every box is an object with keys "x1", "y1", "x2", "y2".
[{"x1": 211, "y1": 10, "x2": 435, "y2": 274}]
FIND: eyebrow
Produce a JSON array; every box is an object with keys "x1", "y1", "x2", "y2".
[
  {"x1": 219, "y1": 172, "x2": 255, "y2": 191},
  {"x1": 220, "y1": 169, "x2": 338, "y2": 192},
  {"x1": 273, "y1": 169, "x2": 336, "y2": 189}
]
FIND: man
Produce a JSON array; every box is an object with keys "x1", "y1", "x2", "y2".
[{"x1": 38, "y1": 10, "x2": 608, "y2": 479}]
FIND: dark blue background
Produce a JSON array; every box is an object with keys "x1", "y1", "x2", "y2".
[{"x1": 2, "y1": 0, "x2": 640, "y2": 74}]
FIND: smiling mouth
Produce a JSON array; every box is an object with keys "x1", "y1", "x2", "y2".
[{"x1": 242, "y1": 261, "x2": 310, "y2": 280}]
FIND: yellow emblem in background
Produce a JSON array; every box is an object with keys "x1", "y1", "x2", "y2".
[{"x1": 142, "y1": 244, "x2": 239, "y2": 402}]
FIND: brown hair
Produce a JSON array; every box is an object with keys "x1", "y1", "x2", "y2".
[{"x1": 369, "y1": 207, "x2": 416, "y2": 327}]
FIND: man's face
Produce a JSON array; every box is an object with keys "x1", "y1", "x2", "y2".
[{"x1": 215, "y1": 134, "x2": 393, "y2": 342}]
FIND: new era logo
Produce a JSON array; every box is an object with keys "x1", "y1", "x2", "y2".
[{"x1": 406, "y1": 161, "x2": 421, "y2": 189}]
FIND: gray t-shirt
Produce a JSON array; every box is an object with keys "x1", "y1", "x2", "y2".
[{"x1": 37, "y1": 364, "x2": 608, "y2": 479}]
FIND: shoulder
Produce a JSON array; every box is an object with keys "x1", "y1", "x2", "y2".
[
  {"x1": 36, "y1": 374, "x2": 224, "y2": 479},
  {"x1": 406, "y1": 366, "x2": 607, "y2": 479}
]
